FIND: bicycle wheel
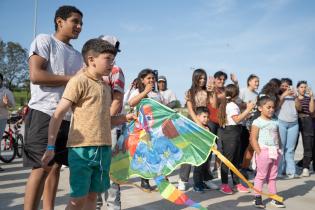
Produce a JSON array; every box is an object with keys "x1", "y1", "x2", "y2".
[
  {"x1": 0, "y1": 135, "x2": 17, "y2": 163},
  {"x1": 16, "y1": 134, "x2": 24, "y2": 158}
]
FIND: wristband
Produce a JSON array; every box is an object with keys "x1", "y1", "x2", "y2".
[{"x1": 47, "y1": 145, "x2": 55, "y2": 151}]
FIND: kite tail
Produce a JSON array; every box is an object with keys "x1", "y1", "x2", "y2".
[
  {"x1": 211, "y1": 147, "x2": 284, "y2": 203},
  {"x1": 154, "y1": 176, "x2": 208, "y2": 210}
]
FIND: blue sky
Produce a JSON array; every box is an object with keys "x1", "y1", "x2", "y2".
[{"x1": 1, "y1": 0, "x2": 314, "y2": 103}]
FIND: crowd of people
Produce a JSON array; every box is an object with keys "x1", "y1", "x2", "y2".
[{"x1": 12, "y1": 4, "x2": 314, "y2": 210}]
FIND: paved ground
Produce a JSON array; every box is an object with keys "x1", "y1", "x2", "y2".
[{"x1": 1, "y1": 140, "x2": 314, "y2": 210}]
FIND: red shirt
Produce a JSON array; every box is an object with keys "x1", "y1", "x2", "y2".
[{"x1": 208, "y1": 104, "x2": 219, "y2": 124}]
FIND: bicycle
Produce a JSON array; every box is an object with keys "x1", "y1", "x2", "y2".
[{"x1": 0, "y1": 115, "x2": 23, "y2": 163}]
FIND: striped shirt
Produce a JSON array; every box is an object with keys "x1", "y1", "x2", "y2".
[
  {"x1": 299, "y1": 96, "x2": 311, "y2": 115},
  {"x1": 103, "y1": 65, "x2": 125, "y2": 114},
  {"x1": 103, "y1": 65, "x2": 125, "y2": 94}
]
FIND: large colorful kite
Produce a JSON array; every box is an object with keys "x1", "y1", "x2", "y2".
[{"x1": 110, "y1": 98, "x2": 283, "y2": 209}]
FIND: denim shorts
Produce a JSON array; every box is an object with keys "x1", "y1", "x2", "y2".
[{"x1": 68, "y1": 146, "x2": 112, "y2": 197}]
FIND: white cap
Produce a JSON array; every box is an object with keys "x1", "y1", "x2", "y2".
[{"x1": 99, "y1": 35, "x2": 121, "y2": 52}]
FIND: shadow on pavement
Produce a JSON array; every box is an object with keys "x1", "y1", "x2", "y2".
[
  {"x1": 123, "y1": 185, "x2": 253, "y2": 210},
  {"x1": 0, "y1": 192, "x2": 24, "y2": 210},
  {"x1": 206, "y1": 194, "x2": 253, "y2": 210},
  {"x1": 279, "y1": 180, "x2": 315, "y2": 200}
]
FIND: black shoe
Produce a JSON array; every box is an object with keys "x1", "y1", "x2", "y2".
[
  {"x1": 270, "y1": 200, "x2": 285, "y2": 208},
  {"x1": 140, "y1": 179, "x2": 152, "y2": 192},
  {"x1": 253, "y1": 196, "x2": 265, "y2": 208},
  {"x1": 0, "y1": 167, "x2": 4, "y2": 172},
  {"x1": 200, "y1": 182, "x2": 212, "y2": 191},
  {"x1": 193, "y1": 185, "x2": 205, "y2": 193}
]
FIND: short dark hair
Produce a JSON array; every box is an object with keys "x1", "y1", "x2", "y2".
[
  {"x1": 281, "y1": 78, "x2": 292, "y2": 86},
  {"x1": 257, "y1": 95, "x2": 275, "y2": 107},
  {"x1": 214, "y1": 71, "x2": 227, "y2": 80},
  {"x1": 297, "y1": 80, "x2": 307, "y2": 88},
  {"x1": 54, "y1": 5, "x2": 83, "y2": 31},
  {"x1": 195, "y1": 106, "x2": 209, "y2": 115},
  {"x1": 247, "y1": 74, "x2": 259, "y2": 86},
  {"x1": 81, "y1": 39, "x2": 117, "y2": 66}
]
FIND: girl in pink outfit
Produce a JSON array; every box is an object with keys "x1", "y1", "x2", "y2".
[{"x1": 251, "y1": 96, "x2": 285, "y2": 208}]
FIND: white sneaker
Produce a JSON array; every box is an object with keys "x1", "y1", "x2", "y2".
[
  {"x1": 204, "y1": 180, "x2": 219, "y2": 190},
  {"x1": 285, "y1": 174, "x2": 299, "y2": 179},
  {"x1": 301, "y1": 168, "x2": 310, "y2": 177},
  {"x1": 178, "y1": 180, "x2": 188, "y2": 191},
  {"x1": 270, "y1": 200, "x2": 285, "y2": 208}
]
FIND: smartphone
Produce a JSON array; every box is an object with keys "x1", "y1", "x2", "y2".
[
  {"x1": 152, "y1": 70, "x2": 158, "y2": 91},
  {"x1": 153, "y1": 70, "x2": 158, "y2": 82}
]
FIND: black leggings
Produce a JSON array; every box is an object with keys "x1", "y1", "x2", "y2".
[
  {"x1": 193, "y1": 155, "x2": 212, "y2": 186},
  {"x1": 299, "y1": 117, "x2": 314, "y2": 168},
  {"x1": 218, "y1": 125, "x2": 242, "y2": 185}
]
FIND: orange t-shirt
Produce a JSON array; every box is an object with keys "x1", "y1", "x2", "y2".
[{"x1": 208, "y1": 104, "x2": 219, "y2": 124}]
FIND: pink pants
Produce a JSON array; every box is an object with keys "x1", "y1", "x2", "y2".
[{"x1": 254, "y1": 148, "x2": 281, "y2": 196}]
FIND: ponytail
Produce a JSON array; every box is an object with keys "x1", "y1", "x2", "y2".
[
  {"x1": 218, "y1": 98, "x2": 227, "y2": 127},
  {"x1": 218, "y1": 84, "x2": 239, "y2": 127}
]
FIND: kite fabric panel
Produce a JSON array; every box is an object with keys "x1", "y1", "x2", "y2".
[
  {"x1": 110, "y1": 98, "x2": 217, "y2": 182},
  {"x1": 109, "y1": 98, "x2": 283, "y2": 209}
]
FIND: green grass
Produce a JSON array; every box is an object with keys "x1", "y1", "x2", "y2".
[{"x1": 13, "y1": 89, "x2": 29, "y2": 110}]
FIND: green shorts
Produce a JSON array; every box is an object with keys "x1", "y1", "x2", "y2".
[{"x1": 68, "y1": 146, "x2": 111, "y2": 197}]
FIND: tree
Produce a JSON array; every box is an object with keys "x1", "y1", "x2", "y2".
[{"x1": 0, "y1": 39, "x2": 28, "y2": 89}]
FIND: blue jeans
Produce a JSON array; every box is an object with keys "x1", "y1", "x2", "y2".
[{"x1": 278, "y1": 120, "x2": 299, "y2": 175}]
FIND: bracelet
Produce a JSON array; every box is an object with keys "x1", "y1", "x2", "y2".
[{"x1": 47, "y1": 145, "x2": 55, "y2": 151}]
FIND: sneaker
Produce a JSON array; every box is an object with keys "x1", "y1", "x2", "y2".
[
  {"x1": 301, "y1": 168, "x2": 310, "y2": 177},
  {"x1": 178, "y1": 179, "x2": 188, "y2": 191},
  {"x1": 200, "y1": 182, "x2": 212, "y2": 191},
  {"x1": 235, "y1": 183, "x2": 250, "y2": 193},
  {"x1": 270, "y1": 200, "x2": 285, "y2": 208},
  {"x1": 253, "y1": 196, "x2": 265, "y2": 208},
  {"x1": 277, "y1": 174, "x2": 285, "y2": 179},
  {"x1": 140, "y1": 178, "x2": 153, "y2": 192},
  {"x1": 220, "y1": 184, "x2": 233, "y2": 195},
  {"x1": 204, "y1": 180, "x2": 219, "y2": 190},
  {"x1": 285, "y1": 174, "x2": 299, "y2": 180},
  {"x1": 193, "y1": 185, "x2": 205, "y2": 193}
]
